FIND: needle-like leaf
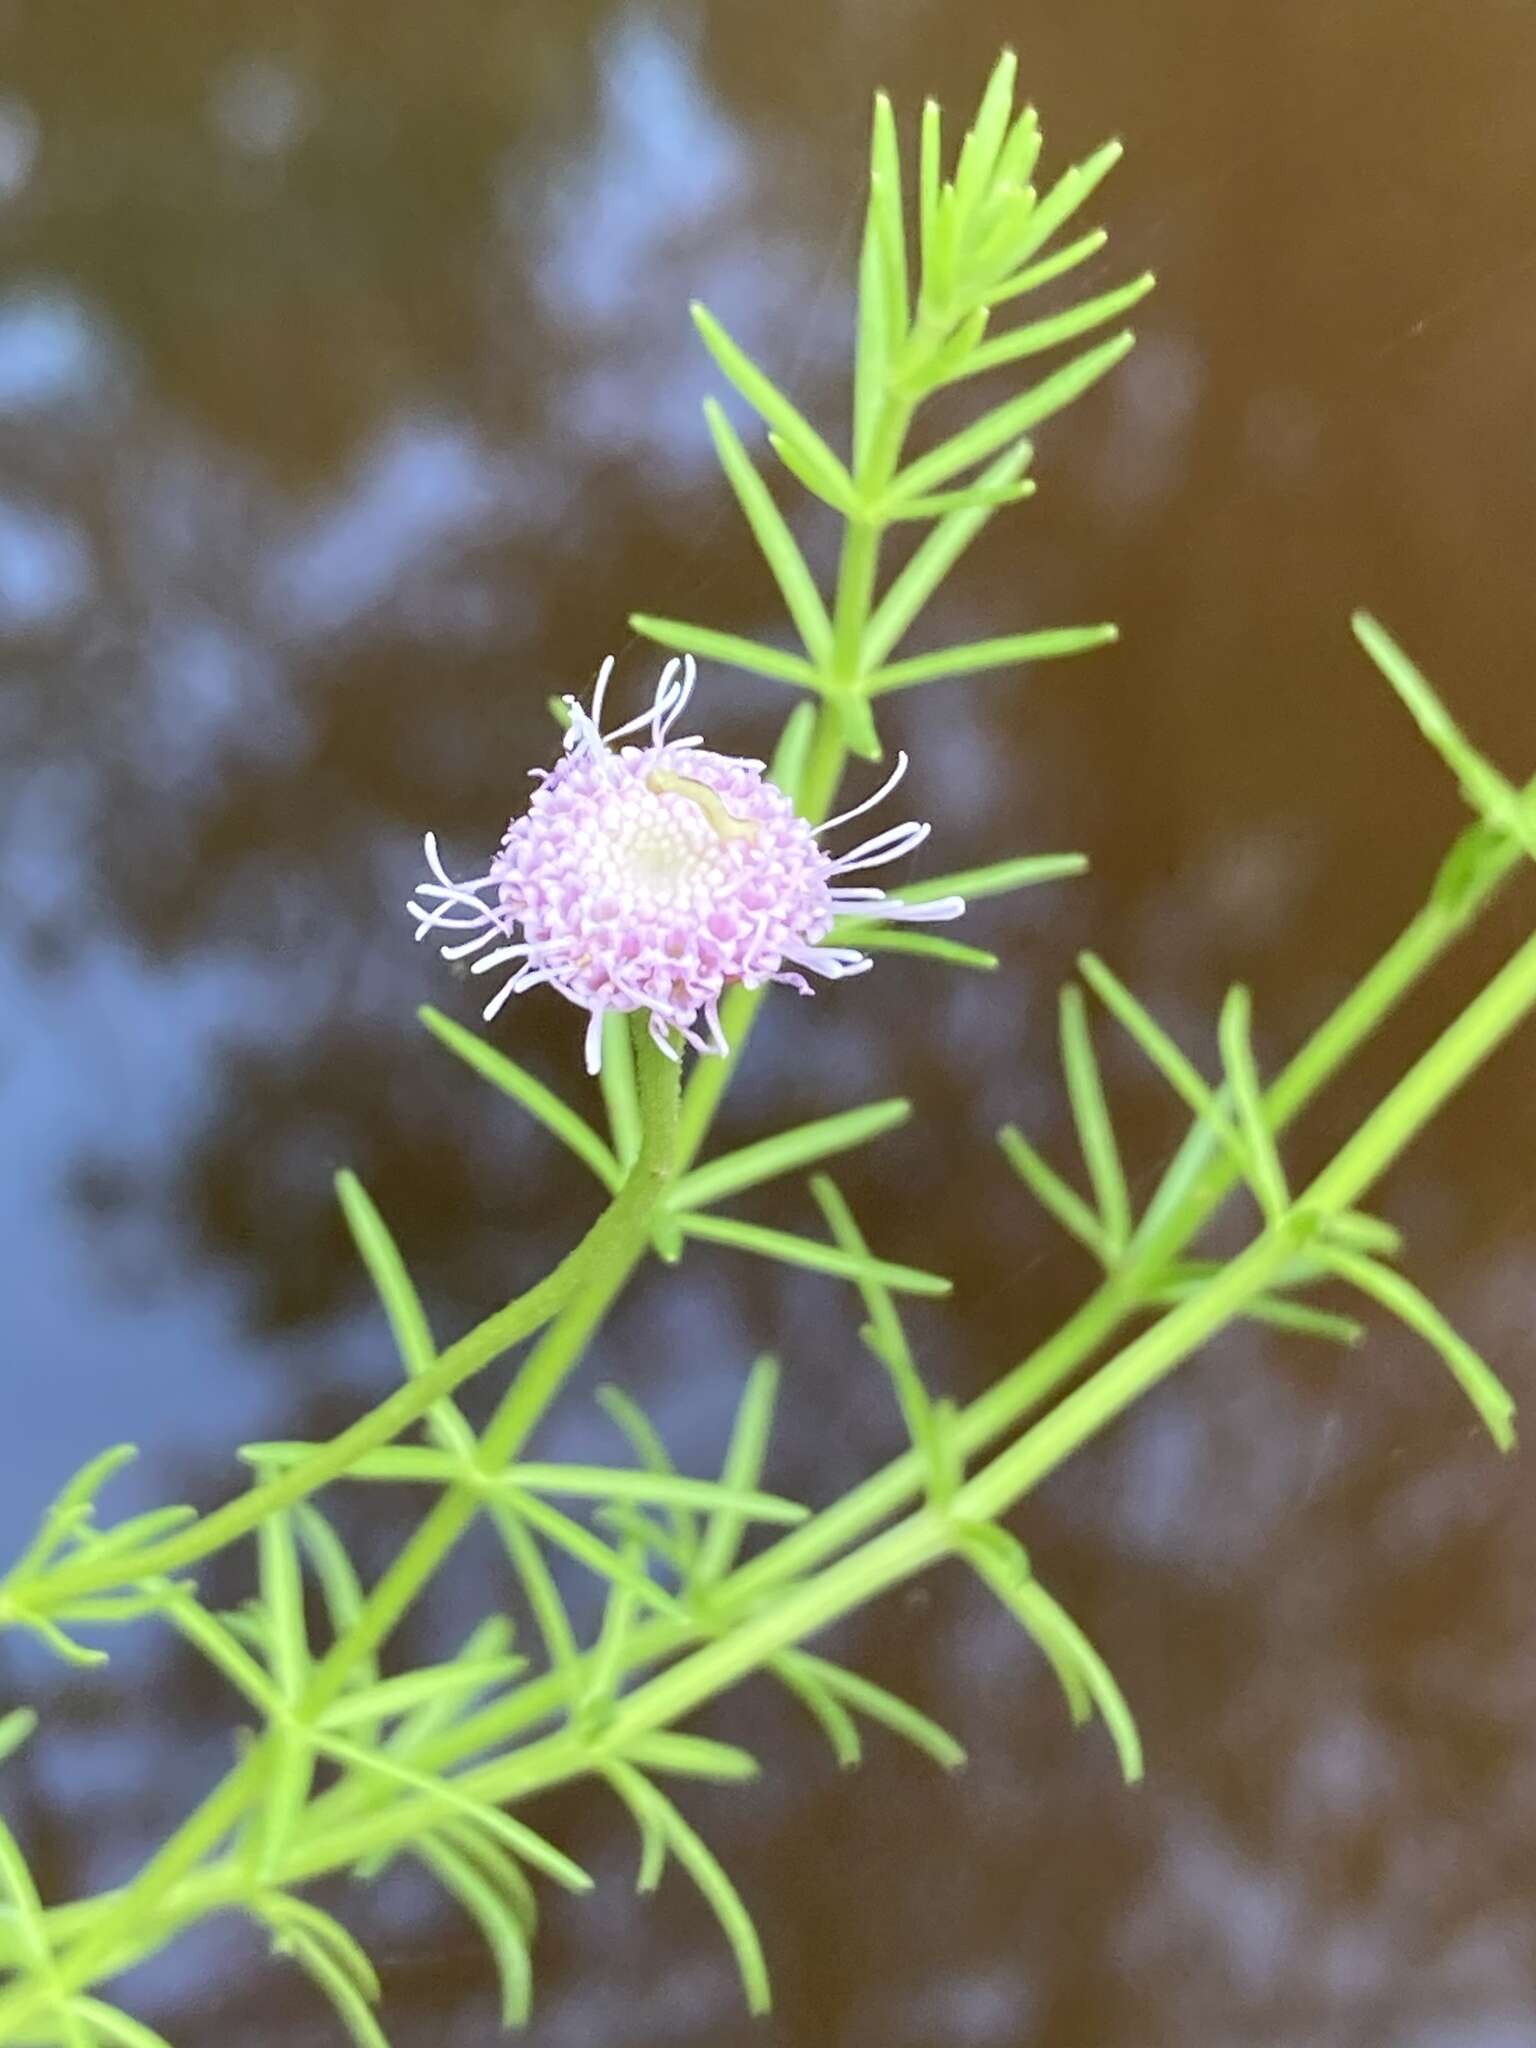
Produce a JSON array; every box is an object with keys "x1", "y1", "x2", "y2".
[
  {"x1": 1353, "y1": 612, "x2": 1536, "y2": 862},
  {"x1": 606, "y1": 1763, "x2": 771, "y2": 2014},
  {"x1": 1218, "y1": 987, "x2": 1288, "y2": 1222},
  {"x1": 693, "y1": 1358, "x2": 780, "y2": 1591},
  {"x1": 678, "y1": 1210, "x2": 952, "y2": 1297},
  {"x1": 892, "y1": 331, "x2": 1134, "y2": 503},
  {"x1": 417, "y1": 1834, "x2": 533, "y2": 2027},
  {"x1": 670, "y1": 1099, "x2": 912, "y2": 1213},
  {"x1": 864, "y1": 442, "x2": 1034, "y2": 668},
  {"x1": 985, "y1": 226, "x2": 1107, "y2": 305},
  {"x1": 628, "y1": 615, "x2": 820, "y2": 690},
  {"x1": 691, "y1": 304, "x2": 856, "y2": 504},
  {"x1": 998, "y1": 1124, "x2": 1112, "y2": 1264},
  {"x1": 793, "y1": 1655, "x2": 967, "y2": 1770},
  {"x1": 1326, "y1": 1249, "x2": 1516, "y2": 1450},
  {"x1": 831, "y1": 927, "x2": 999, "y2": 971},
  {"x1": 959, "y1": 273, "x2": 1154, "y2": 379},
  {"x1": 1059, "y1": 985, "x2": 1132, "y2": 1255},
  {"x1": 868, "y1": 624, "x2": 1116, "y2": 693},
  {"x1": 703, "y1": 400, "x2": 834, "y2": 665},
  {"x1": 418, "y1": 1009, "x2": 621, "y2": 1193}
]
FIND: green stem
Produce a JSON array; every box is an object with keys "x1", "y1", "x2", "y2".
[
  {"x1": 12, "y1": 1169, "x2": 643, "y2": 1622},
  {"x1": 207, "y1": 798, "x2": 1536, "y2": 1839},
  {"x1": 301, "y1": 1019, "x2": 680, "y2": 1713}
]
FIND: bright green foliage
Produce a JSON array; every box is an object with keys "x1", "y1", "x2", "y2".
[
  {"x1": 2, "y1": 51, "x2": 1533, "y2": 2048},
  {"x1": 633, "y1": 45, "x2": 1139, "y2": 760}
]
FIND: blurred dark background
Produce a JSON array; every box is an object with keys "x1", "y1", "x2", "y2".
[{"x1": 3, "y1": 2, "x2": 1536, "y2": 2042}]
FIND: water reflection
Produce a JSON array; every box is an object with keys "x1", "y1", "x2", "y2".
[{"x1": 3, "y1": 0, "x2": 1536, "y2": 2042}]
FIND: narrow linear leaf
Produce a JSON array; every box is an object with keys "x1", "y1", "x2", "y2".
[
  {"x1": 48, "y1": 1446, "x2": 139, "y2": 1527},
  {"x1": 602, "y1": 1762, "x2": 669, "y2": 1893},
  {"x1": 417, "y1": 1835, "x2": 532, "y2": 2027},
  {"x1": 864, "y1": 442, "x2": 1034, "y2": 668},
  {"x1": 810, "y1": 1176, "x2": 935, "y2": 1464},
  {"x1": 510, "y1": 1463, "x2": 806, "y2": 1526},
  {"x1": 832, "y1": 926, "x2": 999, "y2": 972},
  {"x1": 691, "y1": 304, "x2": 855, "y2": 502},
  {"x1": 598, "y1": 1010, "x2": 642, "y2": 1171},
  {"x1": 1218, "y1": 987, "x2": 1288, "y2": 1221},
  {"x1": 333, "y1": 1172, "x2": 441, "y2": 1375},
  {"x1": 0, "y1": 1816, "x2": 43, "y2": 1919},
  {"x1": 503, "y1": 1490, "x2": 689, "y2": 1623},
  {"x1": 629, "y1": 614, "x2": 820, "y2": 690},
  {"x1": 886, "y1": 480, "x2": 1036, "y2": 520},
  {"x1": 596, "y1": 1386, "x2": 697, "y2": 1564},
  {"x1": 1327, "y1": 1250, "x2": 1517, "y2": 1450},
  {"x1": 321, "y1": 1658, "x2": 526, "y2": 1733},
  {"x1": 275, "y1": 1928, "x2": 389, "y2": 2048},
  {"x1": 593, "y1": 1499, "x2": 692, "y2": 1579},
  {"x1": 671, "y1": 1099, "x2": 912, "y2": 1213},
  {"x1": 854, "y1": 189, "x2": 893, "y2": 472},
  {"x1": 1076, "y1": 952, "x2": 1250, "y2": 1179},
  {"x1": 489, "y1": 1503, "x2": 579, "y2": 1687},
  {"x1": 693, "y1": 1358, "x2": 779, "y2": 1591},
  {"x1": 994, "y1": 100, "x2": 1043, "y2": 196},
  {"x1": 612, "y1": 1764, "x2": 771, "y2": 2015},
  {"x1": 918, "y1": 96, "x2": 941, "y2": 285},
  {"x1": 295, "y1": 1503, "x2": 381, "y2": 1720},
  {"x1": 10, "y1": 1614, "x2": 109, "y2": 1668},
  {"x1": 69, "y1": 1505, "x2": 197, "y2": 1566},
  {"x1": 626, "y1": 1732, "x2": 761, "y2": 1783},
  {"x1": 769, "y1": 429, "x2": 862, "y2": 516},
  {"x1": 953, "y1": 48, "x2": 1017, "y2": 215},
  {"x1": 162, "y1": 1589, "x2": 280, "y2": 1715},
  {"x1": 893, "y1": 330, "x2": 1135, "y2": 503},
  {"x1": 679, "y1": 1210, "x2": 951, "y2": 1297},
  {"x1": 768, "y1": 702, "x2": 818, "y2": 806},
  {"x1": 869, "y1": 624, "x2": 1116, "y2": 694},
  {"x1": 801, "y1": 1655, "x2": 967, "y2": 1770},
  {"x1": 1059, "y1": 986, "x2": 1132, "y2": 1254},
  {"x1": 986, "y1": 226, "x2": 1108, "y2": 305},
  {"x1": 963, "y1": 272, "x2": 1155, "y2": 378},
  {"x1": 998, "y1": 1124, "x2": 1111, "y2": 1264},
  {"x1": 1150, "y1": 1275, "x2": 1363, "y2": 1346},
  {"x1": 1352, "y1": 613, "x2": 1536, "y2": 861},
  {"x1": 319, "y1": 1727, "x2": 592, "y2": 1893},
  {"x1": 418, "y1": 1008, "x2": 621, "y2": 1193},
  {"x1": 1003, "y1": 138, "x2": 1125, "y2": 275},
  {"x1": 772, "y1": 1653, "x2": 863, "y2": 1768},
  {"x1": 261, "y1": 1895, "x2": 381, "y2": 2003},
  {"x1": 0, "y1": 1709, "x2": 37, "y2": 1769},
  {"x1": 1324, "y1": 1209, "x2": 1403, "y2": 1257},
  {"x1": 703, "y1": 400, "x2": 833, "y2": 665},
  {"x1": 903, "y1": 852, "x2": 1088, "y2": 905},
  {"x1": 240, "y1": 1442, "x2": 461, "y2": 1484},
  {"x1": 577, "y1": 1553, "x2": 641, "y2": 1726},
  {"x1": 1011, "y1": 1575, "x2": 1142, "y2": 1782}
]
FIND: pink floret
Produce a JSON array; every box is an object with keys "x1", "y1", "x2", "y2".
[{"x1": 410, "y1": 655, "x2": 963, "y2": 1074}]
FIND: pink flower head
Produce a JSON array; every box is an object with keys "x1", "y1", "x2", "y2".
[{"x1": 409, "y1": 655, "x2": 963, "y2": 1073}]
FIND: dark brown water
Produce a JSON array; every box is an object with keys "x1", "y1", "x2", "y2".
[{"x1": 4, "y1": 3, "x2": 1536, "y2": 2042}]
